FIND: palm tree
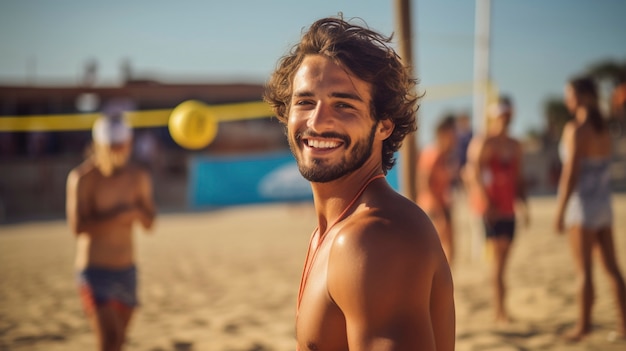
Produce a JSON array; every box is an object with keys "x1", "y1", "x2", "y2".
[{"x1": 586, "y1": 60, "x2": 626, "y2": 85}]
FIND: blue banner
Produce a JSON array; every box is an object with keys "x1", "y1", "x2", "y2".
[{"x1": 189, "y1": 151, "x2": 400, "y2": 208}]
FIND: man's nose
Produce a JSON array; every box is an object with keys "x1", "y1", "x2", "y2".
[{"x1": 307, "y1": 102, "x2": 334, "y2": 131}]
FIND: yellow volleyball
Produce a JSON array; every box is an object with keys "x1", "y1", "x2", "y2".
[{"x1": 168, "y1": 100, "x2": 218, "y2": 150}]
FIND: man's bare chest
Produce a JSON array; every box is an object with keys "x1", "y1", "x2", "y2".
[
  {"x1": 297, "y1": 238, "x2": 348, "y2": 351},
  {"x1": 90, "y1": 173, "x2": 138, "y2": 212}
]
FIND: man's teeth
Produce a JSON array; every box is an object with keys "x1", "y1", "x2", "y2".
[{"x1": 307, "y1": 139, "x2": 340, "y2": 149}]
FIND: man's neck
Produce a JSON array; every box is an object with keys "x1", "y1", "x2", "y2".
[
  {"x1": 310, "y1": 165, "x2": 383, "y2": 235},
  {"x1": 490, "y1": 126, "x2": 508, "y2": 138},
  {"x1": 96, "y1": 163, "x2": 127, "y2": 177}
]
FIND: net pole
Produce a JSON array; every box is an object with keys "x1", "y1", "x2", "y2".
[{"x1": 394, "y1": 0, "x2": 418, "y2": 201}]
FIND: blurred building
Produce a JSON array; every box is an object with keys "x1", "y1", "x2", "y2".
[{"x1": 0, "y1": 79, "x2": 287, "y2": 223}]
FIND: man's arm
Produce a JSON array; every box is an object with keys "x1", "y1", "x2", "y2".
[
  {"x1": 466, "y1": 136, "x2": 490, "y2": 214},
  {"x1": 327, "y1": 219, "x2": 453, "y2": 350},
  {"x1": 429, "y1": 153, "x2": 450, "y2": 209},
  {"x1": 430, "y1": 258, "x2": 456, "y2": 351},
  {"x1": 135, "y1": 169, "x2": 156, "y2": 231},
  {"x1": 514, "y1": 140, "x2": 530, "y2": 227},
  {"x1": 415, "y1": 149, "x2": 434, "y2": 204},
  {"x1": 66, "y1": 169, "x2": 86, "y2": 236}
]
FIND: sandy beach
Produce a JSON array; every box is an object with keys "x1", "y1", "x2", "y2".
[{"x1": 1, "y1": 194, "x2": 625, "y2": 351}]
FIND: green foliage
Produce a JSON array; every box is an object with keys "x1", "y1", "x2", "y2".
[
  {"x1": 542, "y1": 58, "x2": 626, "y2": 141},
  {"x1": 543, "y1": 97, "x2": 572, "y2": 141},
  {"x1": 586, "y1": 60, "x2": 626, "y2": 84}
]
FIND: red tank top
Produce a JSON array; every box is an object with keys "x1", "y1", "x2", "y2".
[{"x1": 484, "y1": 154, "x2": 518, "y2": 216}]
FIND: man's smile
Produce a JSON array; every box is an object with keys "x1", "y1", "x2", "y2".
[{"x1": 303, "y1": 137, "x2": 344, "y2": 150}]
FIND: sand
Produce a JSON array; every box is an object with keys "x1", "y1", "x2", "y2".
[{"x1": 0, "y1": 195, "x2": 625, "y2": 351}]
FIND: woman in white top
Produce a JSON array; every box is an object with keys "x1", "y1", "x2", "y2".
[{"x1": 555, "y1": 76, "x2": 626, "y2": 341}]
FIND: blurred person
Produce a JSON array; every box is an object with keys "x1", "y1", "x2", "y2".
[
  {"x1": 612, "y1": 81, "x2": 626, "y2": 120},
  {"x1": 465, "y1": 95, "x2": 529, "y2": 324},
  {"x1": 610, "y1": 81, "x2": 626, "y2": 138},
  {"x1": 555, "y1": 76, "x2": 626, "y2": 341},
  {"x1": 66, "y1": 113, "x2": 155, "y2": 351},
  {"x1": 134, "y1": 130, "x2": 159, "y2": 172},
  {"x1": 455, "y1": 112, "x2": 473, "y2": 172},
  {"x1": 264, "y1": 16, "x2": 455, "y2": 351},
  {"x1": 416, "y1": 115, "x2": 459, "y2": 264}
]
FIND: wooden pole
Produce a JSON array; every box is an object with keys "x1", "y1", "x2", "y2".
[
  {"x1": 472, "y1": 0, "x2": 492, "y2": 134},
  {"x1": 394, "y1": 0, "x2": 418, "y2": 201}
]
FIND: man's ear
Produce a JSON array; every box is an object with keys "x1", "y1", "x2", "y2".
[{"x1": 377, "y1": 119, "x2": 395, "y2": 140}]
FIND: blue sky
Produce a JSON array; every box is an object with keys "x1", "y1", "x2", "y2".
[{"x1": 1, "y1": 0, "x2": 625, "y2": 145}]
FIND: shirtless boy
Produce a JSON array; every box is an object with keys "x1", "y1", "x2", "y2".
[
  {"x1": 66, "y1": 114, "x2": 155, "y2": 351},
  {"x1": 264, "y1": 16, "x2": 455, "y2": 351}
]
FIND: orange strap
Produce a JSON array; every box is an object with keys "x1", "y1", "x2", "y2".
[{"x1": 296, "y1": 173, "x2": 385, "y2": 312}]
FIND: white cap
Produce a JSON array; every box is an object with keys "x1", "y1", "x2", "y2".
[
  {"x1": 92, "y1": 116, "x2": 133, "y2": 145},
  {"x1": 488, "y1": 101, "x2": 513, "y2": 119}
]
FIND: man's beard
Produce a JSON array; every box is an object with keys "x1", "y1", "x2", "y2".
[{"x1": 290, "y1": 123, "x2": 377, "y2": 183}]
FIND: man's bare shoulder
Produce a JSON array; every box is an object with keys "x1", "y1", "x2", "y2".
[
  {"x1": 483, "y1": 135, "x2": 501, "y2": 148},
  {"x1": 470, "y1": 133, "x2": 488, "y2": 146},
  {"x1": 68, "y1": 159, "x2": 98, "y2": 181},
  {"x1": 334, "y1": 192, "x2": 441, "y2": 264},
  {"x1": 327, "y1": 191, "x2": 446, "y2": 306},
  {"x1": 124, "y1": 164, "x2": 152, "y2": 180},
  {"x1": 467, "y1": 134, "x2": 489, "y2": 158},
  {"x1": 501, "y1": 132, "x2": 520, "y2": 145}
]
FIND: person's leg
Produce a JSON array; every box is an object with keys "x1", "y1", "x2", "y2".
[
  {"x1": 113, "y1": 304, "x2": 135, "y2": 351},
  {"x1": 490, "y1": 235, "x2": 513, "y2": 323},
  {"x1": 80, "y1": 266, "x2": 137, "y2": 351},
  {"x1": 79, "y1": 280, "x2": 120, "y2": 351},
  {"x1": 595, "y1": 226, "x2": 626, "y2": 337},
  {"x1": 566, "y1": 226, "x2": 596, "y2": 340},
  {"x1": 89, "y1": 304, "x2": 123, "y2": 351}
]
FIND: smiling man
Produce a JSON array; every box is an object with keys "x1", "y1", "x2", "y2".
[{"x1": 264, "y1": 16, "x2": 455, "y2": 351}]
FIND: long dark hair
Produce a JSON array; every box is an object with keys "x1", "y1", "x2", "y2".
[{"x1": 569, "y1": 76, "x2": 606, "y2": 132}]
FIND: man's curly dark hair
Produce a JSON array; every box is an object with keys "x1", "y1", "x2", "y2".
[{"x1": 264, "y1": 16, "x2": 419, "y2": 173}]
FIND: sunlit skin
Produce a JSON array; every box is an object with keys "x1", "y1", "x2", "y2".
[
  {"x1": 288, "y1": 56, "x2": 379, "y2": 184},
  {"x1": 563, "y1": 84, "x2": 580, "y2": 114},
  {"x1": 438, "y1": 128, "x2": 457, "y2": 155},
  {"x1": 288, "y1": 54, "x2": 455, "y2": 351},
  {"x1": 555, "y1": 82, "x2": 626, "y2": 341},
  {"x1": 66, "y1": 138, "x2": 155, "y2": 351},
  {"x1": 416, "y1": 126, "x2": 458, "y2": 264},
  {"x1": 93, "y1": 141, "x2": 132, "y2": 177}
]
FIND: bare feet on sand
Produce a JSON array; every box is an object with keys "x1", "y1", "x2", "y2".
[
  {"x1": 494, "y1": 311, "x2": 512, "y2": 327},
  {"x1": 606, "y1": 330, "x2": 626, "y2": 343},
  {"x1": 562, "y1": 326, "x2": 591, "y2": 342}
]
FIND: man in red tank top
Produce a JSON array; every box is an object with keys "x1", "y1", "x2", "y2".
[{"x1": 465, "y1": 96, "x2": 529, "y2": 324}]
